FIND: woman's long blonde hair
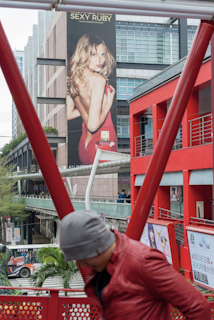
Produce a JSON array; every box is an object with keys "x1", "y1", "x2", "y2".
[{"x1": 68, "y1": 33, "x2": 116, "y2": 97}]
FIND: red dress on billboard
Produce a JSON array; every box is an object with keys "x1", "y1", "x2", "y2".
[{"x1": 78, "y1": 112, "x2": 117, "y2": 165}]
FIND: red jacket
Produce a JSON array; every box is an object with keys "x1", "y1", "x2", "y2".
[{"x1": 85, "y1": 231, "x2": 210, "y2": 320}]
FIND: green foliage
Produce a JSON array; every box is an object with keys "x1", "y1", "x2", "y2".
[
  {"x1": 1, "y1": 133, "x2": 26, "y2": 158},
  {"x1": 0, "y1": 249, "x2": 15, "y2": 294},
  {"x1": 0, "y1": 158, "x2": 28, "y2": 241},
  {"x1": 0, "y1": 127, "x2": 58, "y2": 157},
  {"x1": 43, "y1": 126, "x2": 58, "y2": 134},
  {"x1": 31, "y1": 247, "x2": 78, "y2": 290}
]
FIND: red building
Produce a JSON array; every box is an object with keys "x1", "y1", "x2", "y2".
[{"x1": 129, "y1": 54, "x2": 214, "y2": 286}]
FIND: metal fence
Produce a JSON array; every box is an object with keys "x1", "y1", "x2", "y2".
[
  {"x1": 189, "y1": 113, "x2": 213, "y2": 147},
  {"x1": 0, "y1": 286, "x2": 213, "y2": 319},
  {"x1": 134, "y1": 127, "x2": 182, "y2": 158},
  {"x1": 134, "y1": 133, "x2": 153, "y2": 157}
]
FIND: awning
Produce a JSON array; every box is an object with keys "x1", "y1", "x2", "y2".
[
  {"x1": 189, "y1": 169, "x2": 213, "y2": 185},
  {"x1": 135, "y1": 171, "x2": 183, "y2": 186},
  {"x1": 135, "y1": 169, "x2": 213, "y2": 186}
]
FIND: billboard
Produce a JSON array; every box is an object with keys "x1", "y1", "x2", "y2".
[
  {"x1": 187, "y1": 229, "x2": 214, "y2": 289},
  {"x1": 140, "y1": 222, "x2": 173, "y2": 265},
  {"x1": 67, "y1": 12, "x2": 117, "y2": 166}
]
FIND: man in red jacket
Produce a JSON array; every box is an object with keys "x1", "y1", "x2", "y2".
[{"x1": 60, "y1": 210, "x2": 211, "y2": 320}]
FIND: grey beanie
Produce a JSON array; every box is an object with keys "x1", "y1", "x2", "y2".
[{"x1": 60, "y1": 210, "x2": 116, "y2": 261}]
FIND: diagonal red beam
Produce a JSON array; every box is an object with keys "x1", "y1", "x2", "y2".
[
  {"x1": 126, "y1": 20, "x2": 214, "y2": 240},
  {"x1": 212, "y1": 35, "x2": 214, "y2": 197},
  {"x1": 0, "y1": 21, "x2": 74, "y2": 220}
]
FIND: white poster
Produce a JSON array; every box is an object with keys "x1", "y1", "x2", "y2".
[
  {"x1": 6, "y1": 227, "x2": 12, "y2": 242},
  {"x1": 140, "y1": 223, "x2": 172, "y2": 265},
  {"x1": 187, "y1": 230, "x2": 214, "y2": 288},
  {"x1": 14, "y1": 228, "x2": 21, "y2": 242}
]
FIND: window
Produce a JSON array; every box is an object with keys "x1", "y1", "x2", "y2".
[
  {"x1": 117, "y1": 116, "x2": 130, "y2": 138},
  {"x1": 116, "y1": 22, "x2": 179, "y2": 64},
  {"x1": 187, "y1": 26, "x2": 197, "y2": 51},
  {"x1": 117, "y1": 78, "x2": 145, "y2": 100}
]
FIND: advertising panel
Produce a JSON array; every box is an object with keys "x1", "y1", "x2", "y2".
[
  {"x1": 6, "y1": 228, "x2": 12, "y2": 243},
  {"x1": 67, "y1": 12, "x2": 117, "y2": 166},
  {"x1": 140, "y1": 222, "x2": 173, "y2": 265},
  {"x1": 187, "y1": 230, "x2": 214, "y2": 289},
  {"x1": 14, "y1": 227, "x2": 21, "y2": 242}
]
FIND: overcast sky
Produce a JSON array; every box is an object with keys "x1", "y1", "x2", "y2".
[{"x1": 0, "y1": 8, "x2": 39, "y2": 149}]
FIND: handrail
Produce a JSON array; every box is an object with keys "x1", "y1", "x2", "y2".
[
  {"x1": 159, "y1": 207, "x2": 184, "y2": 221},
  {"x1": 0, "y1": 285, "x2": 213, "y2": 320},
  {"x1": 189, "y1": 113, "x2": 213, "y2": 147},
  {"x1": 0, "y1": 286, "x2": 84, "y2": 293},
  {"x1": 190, "y1": 216, "x2": 214, "y2": 227}
]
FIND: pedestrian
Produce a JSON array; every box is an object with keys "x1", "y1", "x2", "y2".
[
  {"x1": 117, "y1": 189, "x2": 127, "y2": 203},
  {"x1": 60, "y1": 210, "x2": 210, "y2": 320}
]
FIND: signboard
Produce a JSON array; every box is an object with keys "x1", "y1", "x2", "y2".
[
  {"x1": 140, "y1": 222, "x2": 173, "y2": 265},
  {"x1": 187, "y1": 230, "x2": 214, "y2": 289},
  {"x1": 14, "y1": 228, "x2": 21, "y2": 242},
  {"x1": 6, "y1": 228, "x2": 12, "y2": 243},
  {"x1": 67, "y1": 12, "x2": 117, "y2": 166}
]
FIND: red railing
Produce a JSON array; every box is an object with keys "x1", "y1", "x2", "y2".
[
  {"x1": 0, "y1": 286, "x2": 100, "y2": 320},
  {"x1": 189, "y1": 113, "x2": 213, "y2": 147},
  {"x1": 0, "y1": 287, "x2": 213, "y2": 319}
]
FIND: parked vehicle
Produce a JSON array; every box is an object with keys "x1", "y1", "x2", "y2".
[{"x1": 7, "y1": 243, "x2": 59, "y2": 278}]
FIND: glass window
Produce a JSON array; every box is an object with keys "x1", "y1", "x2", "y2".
[
  {"x1": 117, "y1": 78, "x2": 145, "y2": 100},
  {"x1": 116, "y1": 22, "x2": 179, "y2": 64},
  {"x1": 117, "y1": 117, "x2": 130, "y2": 138}
]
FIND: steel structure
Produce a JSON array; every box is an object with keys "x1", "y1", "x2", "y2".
[
  {"x1": 1, "y1": 0, "x2": 214, "y2": 295},
  {"x1": 0, "y1": 0, "x2": 214, "y2": 20}
]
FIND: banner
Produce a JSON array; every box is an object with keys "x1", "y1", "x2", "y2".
[
  {"x1": 6, "y1": 228, "x2": 12, "y2": 243},
  {"x1": 67, "y1": 12, "x2": 117, "y2": 166},
  {"x1": 187, "y1": 230, "x2": 214, "y2": 289},
  {"x1": 140, "y1": 222, "x2": 173, "y2": 265}
]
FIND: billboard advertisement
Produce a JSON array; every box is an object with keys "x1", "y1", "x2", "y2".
[
  {"x1": 140, "y1": 222, "x2": 173, "y2": 265},
  {"x1": 187, "y1": 229, "x2": 214, "y2": 289},
  {"x1": 67, "y1": 12, "x2": 117, "y2": 166}
]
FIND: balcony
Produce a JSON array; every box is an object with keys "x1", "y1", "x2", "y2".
[
  {"x1": 189, "y1": 113, "x2": 213, "y2": 147},
  {"x1": 134, "y1": 113, "x2": 212, "y2": 158},
  {"x1": 134, "y1": 133, "x2": 153, "y2": 157},
  {"x1": 134, "y1": 131, "x2": 182, "y2": 158}
]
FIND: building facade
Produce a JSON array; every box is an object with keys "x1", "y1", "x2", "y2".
[
  {"x1": 13, "y1": 12, "x2": 200, "y2": 198},
  {"x1": 12, "y1": 50, "x2": 24, "y2": 139},
  {"x1": 129, "y1": 49, "x2": 214, "y2": 285}
]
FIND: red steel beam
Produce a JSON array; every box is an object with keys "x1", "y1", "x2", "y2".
[
  {"x1": 212, "y1": 35, "x2": 214, "y2": 196},
  {"x1": 0, "y1": 21, "x2": 74, "y2": 220},
  {"x1": 126, "y1": 21, "x2": 214, "y2": 240}
]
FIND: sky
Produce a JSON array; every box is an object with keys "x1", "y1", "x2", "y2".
[{"x1": 0, "y1": 8, "x2": 39, "y2": 149}]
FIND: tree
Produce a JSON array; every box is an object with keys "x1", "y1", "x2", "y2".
[
  {"x1": 0, "y1": 245, "x2": 14, "y2": 294},
  {"x1": 31, "y1": 247, "x2": 78, "y2": 294},
  {"x1": 0, "y1": 158, "x2": 28, "y2": 242},
  {"x1": 1, "y1": 127, "x2": 58, "y2": 157}
]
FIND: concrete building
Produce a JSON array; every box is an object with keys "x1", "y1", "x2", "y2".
[
  {"x1": 12, "y1": 50, "x2": 24, "y2": 139},
  {"x1": 129, "y1": 48, "x2": 213, "y2": 281}
]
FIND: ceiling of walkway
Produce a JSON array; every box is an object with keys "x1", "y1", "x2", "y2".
[{"x1": 0, "y1": 0, "x2": 214, "y2": 20}]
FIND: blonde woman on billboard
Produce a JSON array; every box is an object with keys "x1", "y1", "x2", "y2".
[{"x1": 67, "y1": 33, "x2": 117, "y2": 165}]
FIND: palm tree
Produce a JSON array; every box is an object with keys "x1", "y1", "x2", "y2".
[{"x1": 30, "y1": 247, "x2": 78, "y2": 294}]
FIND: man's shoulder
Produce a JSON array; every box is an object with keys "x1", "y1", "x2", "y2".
[{"x1": 122, "y1": 234, "x2": 166, "y2": 264}]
